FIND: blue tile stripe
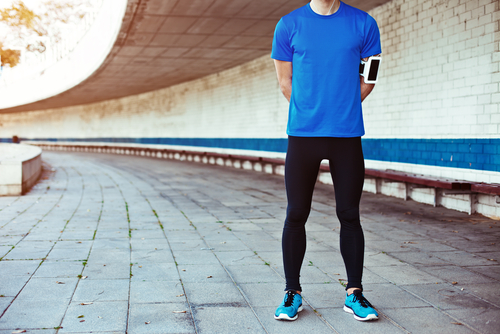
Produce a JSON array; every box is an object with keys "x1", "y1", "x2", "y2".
[
  {"x1": 362, "y1": 138, "x2": 500, "y2": 172},
  {"x1": 3, "y1": 137, "x2": 499, "y2": 173}
]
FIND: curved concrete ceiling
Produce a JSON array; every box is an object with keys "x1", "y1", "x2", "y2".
[{"x1": 1, "y1": 0, "x2": 391, "y2": 113}]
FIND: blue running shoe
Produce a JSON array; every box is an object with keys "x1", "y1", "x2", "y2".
[
  {"x1": 344, "y1": 290, "x2": 379, "y2": 321},
  {"x1": 274, "y1": 290, "x2": 303, "y2": 321}
]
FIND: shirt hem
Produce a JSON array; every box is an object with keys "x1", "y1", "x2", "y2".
[
  {"x1": 287, "y1": 132, "x2": 365, "y2": 138},
  {"x1": 271, "y1": 55, "x2": 293, "y2": 62}
]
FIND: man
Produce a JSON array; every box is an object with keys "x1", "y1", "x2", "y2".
[{"x1": 271, "y1": 0, "x2": 382, "y2": 322}]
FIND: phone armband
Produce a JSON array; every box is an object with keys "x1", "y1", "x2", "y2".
[{"x1": 359, "y1": 56, "x2": 381, "y2": 84}]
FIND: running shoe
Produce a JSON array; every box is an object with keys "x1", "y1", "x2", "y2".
[
  {"x1": 274, "y1": 290, "x2": 303, "y2": 321},
  {"x1": 344, "y1": 290, "x2": 379, "y2": 321}
]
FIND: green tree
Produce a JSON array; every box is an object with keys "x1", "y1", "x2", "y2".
[{"x1": 0, "y1": 0, "x2": 88, "y2": 68}]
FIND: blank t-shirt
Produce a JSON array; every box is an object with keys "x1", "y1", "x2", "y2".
[{"x1": 271, "y1": 2, "x2": 382, "y2": 137}]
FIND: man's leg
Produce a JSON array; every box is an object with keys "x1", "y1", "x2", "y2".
[
  {"x1": 282, "y1": 136, "x2": 323, "y2": 292},
  {"x1": 328, "y1": 137, "x2": 365, "y2": 290},
  {"x1": 275, "y1": 136, "x2": 322, "y2": 321},
  {"x1": 328, "y1": 137, "x2": 378, "y2": 321}
]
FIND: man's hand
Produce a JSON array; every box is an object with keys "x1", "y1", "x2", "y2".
[{"x1": 274, "y1": 60, "x2": 293, "y2": 102}]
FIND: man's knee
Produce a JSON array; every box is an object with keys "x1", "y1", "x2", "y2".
[
  {"x1": 336, "y1": 207, "x2": 361, "y2": 229},
  {"x1": 285, "y1": 207, "x2": 310, "y2": 227}
]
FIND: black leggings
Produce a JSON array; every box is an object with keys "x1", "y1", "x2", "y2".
[{"x1": 283, "y1": 136, "x2": 365, "y2": 292}]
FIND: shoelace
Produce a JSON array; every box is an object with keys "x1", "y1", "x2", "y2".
[
  {"x1": 284, "y1": 290, "x2": 297, "y2": 307},
  {"x1": 352, "y1": 291, "x2": 373, "y2": 308}
]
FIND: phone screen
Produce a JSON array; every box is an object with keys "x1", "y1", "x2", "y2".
[{"x1": 368, "y1": 59, "x2": 380, "y2": 81}]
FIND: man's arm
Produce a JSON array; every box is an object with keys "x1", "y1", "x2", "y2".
[
  {"x1": 360, "y1": 78, "x2": 375, "y2": 102},
  {"x1": 273, "y1": 59, "x2": 293, "y2": 102}
]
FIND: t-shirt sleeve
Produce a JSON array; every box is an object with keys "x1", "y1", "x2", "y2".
[
  {"x1": 271, "y1": 18, "x2": 293, "y2": 61},
  {"x1": 361, "y1": 14, "x2": 382, "y2": 58}
]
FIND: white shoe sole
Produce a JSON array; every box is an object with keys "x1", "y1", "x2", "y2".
[
  {"x1": 343, "y1": 305, "x2": 379, "y2": 321},
  {"x1": 274, "y1": 305, "x2": 303, "y2": 321}
]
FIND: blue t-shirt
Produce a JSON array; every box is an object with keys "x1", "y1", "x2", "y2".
[{"x1": 271, "y1": 2, "x2": 381, "y2": 137}]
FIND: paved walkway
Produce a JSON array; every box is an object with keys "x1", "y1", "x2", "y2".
[{"x1": 0, "y1": 151, "x2": 499, "y2": 334}]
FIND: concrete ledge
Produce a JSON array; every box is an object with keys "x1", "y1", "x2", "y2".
[{"x1": 0, "y1": 144, "x2": 42, "y2": 196}]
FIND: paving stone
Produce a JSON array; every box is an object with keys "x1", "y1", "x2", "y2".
[
  {"x1": 466, "y1": 265, "x2": 500, "y2": 281},
  {"x1": 402, "y1": 283, "x2": 494, "y2": 310},
  {"x1": 129, "y1": 228, "x2": 165, "y2": 239},
  {"x1": 169, "y1": 239, "x2": 207, "y2": 251},
  {"x1": 130, "y1": 262, "x2": 180, "y2": 281},
  {"x1": 0, "y1": 235, "x2": 24, "y2": 245},
  {"x1": 178, "y1": 264, "x2": 232, "y2": 283},
  {"x1": 318, "y1": 307, "x2": 406, "y2": 334},
  {"x1": 59, "y1": 229, "x2": 96, "y2": 240},
  {"x1": 130, "y1": 238, "x2": 170, "y2": 250},
  {"x1": 364, "y1": 251, "x2": 408, "y2": 267},
  {"x1": 131, "y1": 247, "x2": 175, "y2": 263},
  {"x1": 381, "y1": 307, "x2": 476, "y2": 334},
  {"x1": 82, "y1": 262, "x2": 131, "y2": 280},
  {"x1": 193, "y1": 306, "x2": 266, "y2": 334},
  {"x1": 130, "y1": 281, "x2": 184, "y2": 303},
  {"x1": 16, "y1": 277, "x2": 79, "y2": 302},
  {"x1": 20, "y1": 232, "x2": 62, "y2": 242},
  {"x1": 433, "y1": 251, "x2": 499, "y2": 267},
  {"x1": 241, "y1": 239, "x2": 281, "y2": 252},
  {"x1": 368, "y1": 264, "x2": 445, "y2": 285},
  {"x1": 205, "y1": 239, "x2": 252, "y2": 251},
  {"x1": 447, "y1": 307, "x2": 500, "y2": 333},
  {"x1": 0, "y1": 246, "x2": 12, "y2": 258},
  {"x1": 405, "y1": 239, "x2": 459, "y2": 252},
  {"x1": 0, "y1": 260, "x2": 40, "y2": 278},
  {"x1": 87, "y1": 249, "x2": 130, "y2": 263},
  {"x1": 238, "y1": 283, "x2": 288, "y2": 307},
  {"x1": 59, "y1": 301, "x2": 128, "y2": 333},
  {"x1": 91, "y1": 238, "x2": 130, "y2": 250},
  {"x1": 250, "y1": 252, "x2": 282, "y2": 270},
  {"x1": 387, "y1": 251, "x2": 449, "y2": 266},
  {"x1": 457, "y1": 282, "x2": 500, "y2": 306},
  {"x1": 299, "y1": 282, "x2": 347, "y2": 308},
  {"x1": 172, "y1": 250, "x2": 220, "y2": 265},
  {"x1": 182, "y1": 282, "x2": 246, "y2": 307},
  {"x1": 214, "y1": 250, "x2": 263, "y2": 265},
  {"x1": 162, "y1": 230, "x2": 201, "y2": 241},
  {"x1": 0, "y1": 297, "x2": 13, "y2": 315},
  {"x1": 4, "y1": 242, "x2": 54, "y2": 260},
  {"x1": 128, "y1": 302, "x2": 194, "y2": 333},
  {"x1": 255, "y1": 305, "x2": 335, "y2": 333},
  {"x1": 34, "y1": 261, "x2": 85, "y2": 278},
  {"x1": 303, "y1": 251, "x2": 346, "y2": 267},
  {"x1": 46, "y1": 247, "x2": 90, "y2": 261},
  {"x1": 0, "y1": 299, "x2": 68, "y2": 329},
  {"x1": 225, "y1": 264, "x2": 284, "y2": 284},
  {"x1": 72, "y1": 279, "x2": 129, "y2": 302},
  {"x1": 362, "y1": 283, "x2": 430, "y2": 309},
  {"x1": 416, "y1": 265, "x2": 496, "y2": 285},
  {"x1": 0, "y1": 330, "x2": 55, "y2": 334}
]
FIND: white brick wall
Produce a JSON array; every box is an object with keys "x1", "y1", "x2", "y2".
[
  {"x1": 364, "y1": 0, "x2": 500, "y2": 139},
  {"x1": 0, "y1": 56, "x2": 287, "y2": 140}
]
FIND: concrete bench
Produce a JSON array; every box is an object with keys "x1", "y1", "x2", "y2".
[
  {"x1": 26, "y1": 141, "x2": 500, "y2": 216},
  {"x1": 0, "y1": 144, "x2": 42, "y2": 196}
]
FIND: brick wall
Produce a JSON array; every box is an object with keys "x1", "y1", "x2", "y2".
[
  {"x1": 364, "y1": 0, "x2": 499, "y2": 138},
  {"x1": 362, "y1": 0, "x2": 500, "y2": 182}
]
